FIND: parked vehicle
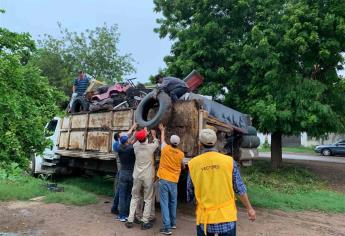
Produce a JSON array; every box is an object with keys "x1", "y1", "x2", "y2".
[{"x1": 314, "y1": 139, "x2": 345, "y2": 156}]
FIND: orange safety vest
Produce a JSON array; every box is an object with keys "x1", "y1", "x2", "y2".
[
  {"x1": 188, "y1": 151, "x2": 237, "y2": 233},
  {"x1": 157, "y1": 144, "x2": 184, "y2": 183}
]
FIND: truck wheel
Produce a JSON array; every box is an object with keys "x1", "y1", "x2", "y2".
[
  {"x1": 71, "y1": 97, "x2": 89, "y2": 113},
  {"x1": 246, "y1": 126, "x2": 257, "y2": 136},
  {"x1": 241, "y1": 135, "x2": 260, "y2": 148},
  {"x1": 135, "y1": 92, "x2": 172, "y2": 129}
]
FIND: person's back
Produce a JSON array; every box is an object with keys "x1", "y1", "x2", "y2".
[
  {"x1": 157, "y1": 144, "x2": 184, "y2": 183},
  {"x1": 161, "y1": 76, "x2": 188, "y2": 92},
  {"x1": 118, "y1": 144, "x2": 135, "y2": 171},
  {"x1": 188, "y1": 151, "x2": 237, "y2": 224},
  {"x1": 133, "y1": 140, "x2": 159, "y2": 179}
]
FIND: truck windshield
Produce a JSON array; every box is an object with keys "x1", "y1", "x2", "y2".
[{"x1": 45, "y1": 119, "x2": 58, "y2": 137}]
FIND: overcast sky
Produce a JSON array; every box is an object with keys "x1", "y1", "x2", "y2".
[
  {"x1": 0, "y1": 0, "x2": 172, "y2": 83},
  {"x1": 1, "y1": 1, "x2": 344, "y2": 81}
]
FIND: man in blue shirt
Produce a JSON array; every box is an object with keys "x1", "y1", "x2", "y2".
[{"x1": 73, "y1": 71, "x2": 90, "y2": 96}]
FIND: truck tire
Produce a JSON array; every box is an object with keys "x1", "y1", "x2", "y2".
[
  {"x1": 245, "y1": 126, "x2": 257, "y2": 136},
  {"x1": 71, "y1": 97, "x2": 89, "y2": 113},
  {"x1": 135, "y1": 92, "x2": 172, "y2": 129},
  {"x1": 241, "y1": 135, "x2": 260, "y2": 148}
]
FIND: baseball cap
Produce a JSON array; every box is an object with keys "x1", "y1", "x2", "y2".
[
  {"x1": 120, "y1": 135, "x2": 128, "y2": 144},
  {"x1": 200, "y1": 129, "x2": 217, "y2": 146},
  {"x1": 135, "y1": 129, "x2": 147, "y2": 141},
  {"x1": 170, "y1": 135, "x2": 180, "y2": 145}
]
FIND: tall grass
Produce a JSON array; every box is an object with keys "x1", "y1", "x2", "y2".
[{"x1": 241, "y1": 161, "x2": 345, "y2": 213}]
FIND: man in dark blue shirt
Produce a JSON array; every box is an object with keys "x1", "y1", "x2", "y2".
[{"x1": 113, "y1": 123, "x2": 137, "y2": 222}]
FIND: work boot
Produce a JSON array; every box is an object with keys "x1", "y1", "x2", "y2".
[
  {"x1": 141, "y1": 222, "x2": 153, "y2": 230},
  {"x1": 125, "y1": 222, "x2": 133, "y2": 228}
]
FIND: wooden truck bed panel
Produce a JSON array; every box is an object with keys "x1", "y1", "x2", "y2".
[
  {"x1": 69, "y1": 131, "x2": 84, "y2": 150},
  {"x1": 57, "y1": 102, "x2": 234, "y2": 159},
  {"x1": 113, "y1": 110, "x2": 133, "y2": 130},
  {"x1": 89, "y1": 112, "x2": 112, "y2": 128},
  {"x1": 71, "y1": 114, "x2": 88, "y2": 129},
  {"x1": 86, "y1": 131, "x2": 111, "y2": 152}
]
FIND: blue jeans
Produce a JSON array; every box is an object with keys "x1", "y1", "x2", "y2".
[
  {"x1": 159, "y1": 179, "x2": 177, "y2": 230},
  {"x1": 118, "y1": 170, "x2": 133, "y2": 217},
  {"x1": 196, "y1": 224, "x2": 236, "y2": 236},
  {"x1": 111, "y1": 171, "x2": 120, "y2": 213}
]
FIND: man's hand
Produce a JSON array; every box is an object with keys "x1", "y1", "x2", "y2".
[
  {"x1": 247, "y1": 207, "x2": 256, "y2": 221},
  {"x1": 151, "y1": 129, "x2": 157, "y2": 139},
  {"x1": 158, "y1": 123, "x2": 165, "y2": 131}
]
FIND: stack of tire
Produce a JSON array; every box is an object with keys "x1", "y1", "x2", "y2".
[{"x1": 241, "y1": 126, "x2": 260, "y2": 148}]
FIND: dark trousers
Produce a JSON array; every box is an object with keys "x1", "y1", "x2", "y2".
[
  {"x1": 169, "y1": 87, "x2": 189, "y2": 102},
  {"x1": 196, "y1": 224, "x2": 236, "y2": 236},
  {"x1": 118, "y1": 170, "x2": 133, "y2": 217},
  {"x1": 111, "y1": 171, "x2": 120, "y2": 213}
]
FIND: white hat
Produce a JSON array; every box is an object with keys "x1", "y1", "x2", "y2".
[
  {"x1": 170, "y1": 135, "x2": 180, "y2": 145},
  {"x1": 200, "y1": 129, "x2": 217, "y2": 146}
]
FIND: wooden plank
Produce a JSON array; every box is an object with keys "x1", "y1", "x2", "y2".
[
  {"x1": 167, "y1": 100, "x2": 199, "y2": 157},
  {"x1": 83, "y1": 113, "x2": 90, "y2": 152},
  {"x1": 112, "y1": 110, "x2": 133, "y2": 130},
  {"x1": 59, "y1": 131, "x2": 69, "y2": 149},
  {"x1": 88, "y1": 112, "x2": 112, "y2": 129},
  {"x1": 68, "y1": 131, "x2": 84, "y2": 150},
  {"x1": 86, "y1": 131, "x2": 110, "y2": 152},
  {"x1": 71, "y1": 114, "x2": 88, "y2": 129},
  {"x1": 61, "y1": 116, "x2": 70, "y2": 129}
]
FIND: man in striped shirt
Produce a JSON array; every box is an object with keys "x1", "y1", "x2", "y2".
[{"x1": 73, "y1": 71, "x2": 90, "y2": 96}]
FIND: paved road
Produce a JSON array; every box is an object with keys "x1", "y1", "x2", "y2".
[{"x1": 258, "y1": 152, "x2": 345, "y2": 164}]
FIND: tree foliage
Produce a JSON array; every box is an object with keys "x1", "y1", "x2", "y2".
[
  {"x1": 0, "y1": 28, "x2": 65, "y2": 168},
  {"x1": 35, "y1": 23, "x2": 136, "y2": 94},
  {"x1": 154, "y1": 0, "x2": 345, "y2": 168}
]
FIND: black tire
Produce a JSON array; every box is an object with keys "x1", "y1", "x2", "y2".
[
  {"x1": 321, "y1": 148, "x2": 332, "y2": 156},
  {"x1": 71, "y1": 97, "x2": 89, "y2": 113},
  {"x1": 241, "y1": 135, "x2": 260, "y2": 148},
  {"x1": 135, "y1": 92, "x2": 172, "y2": 129},
  {"x1": 245, "y1": 126, "x2": 257, "y2": 136}
]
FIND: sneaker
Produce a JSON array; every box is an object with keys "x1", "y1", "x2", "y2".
[
  {"x1": 171, "y1": 225, "x2": 176, "y2": 229},
  {"x1": 134, "y1": 218, "x2": 142, "y2": 224},
  {"x1": 120, "y1": 217, "x2": 128, "y2": 222},
  {"x1": 115, "y1": 216, "x2": 121, "y2": 221},
  {"x1": 160, "y1": 228, "x2": 172, "y2": 235},
  {"x1": 141, "y1": 222, "x2": 153, "y2": 230},
  {"x1": 125, "y1": 222, "x2": 133, "y2": 228}
]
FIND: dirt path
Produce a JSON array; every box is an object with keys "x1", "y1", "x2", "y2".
[{"x1": 0, "y1": 199, "x2": 344, "y2": 236}]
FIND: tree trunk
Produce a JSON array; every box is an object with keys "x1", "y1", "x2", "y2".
[{"x1": 271, "y1": 131, "x2": 282, "y2": 169}]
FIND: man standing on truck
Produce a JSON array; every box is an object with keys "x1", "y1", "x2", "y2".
[
  {"x1": 68, "y1": 71, "x2": 90, "y2": 111},
  {"x1": 126, "y1": 128, "x2": 159, "y2": 230},
  {"x1": 157, "y1": 124, "x2": 184, "y2": 235},
  {"x1": 187, "y1": 129, "x2": 256, "y2": 236},
  {"x1": 155, "y1": 74, "x2": 189, "y2": 102}
]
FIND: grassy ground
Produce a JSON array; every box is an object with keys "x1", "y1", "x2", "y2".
[
  {"x1": 259, "y1": 146, "x2": 315, "y2": 154},
  {"x1": 241, "y1": 160, "x2": 345, "y2": 213},
  {"x1": 0, "y1": 165, "x2": 114, "y2": 206}
]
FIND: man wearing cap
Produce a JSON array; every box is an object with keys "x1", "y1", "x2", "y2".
[
  {"x1": 112, "y1": 124, "x2": 137, "y2": 220},
  {"x1": 157, "y1": 124, "x2": 185, "y2": 235},
  {"x1": 187, "y1": 129, "x2": 256, "y2": 236},
  {"x1": 126, "y1": 128, "x2": 159, "y2": 230}
]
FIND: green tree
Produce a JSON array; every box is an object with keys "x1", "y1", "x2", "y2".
[
  {"x1": 35, "y1": 23, "x2": 135, "y2": 94},
  {"x1": 154, "y1": 0, "x2": 345, "y2": 168},
  {"x1": 0, "y1": 27, "x2": 65, "y2": 168}
]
